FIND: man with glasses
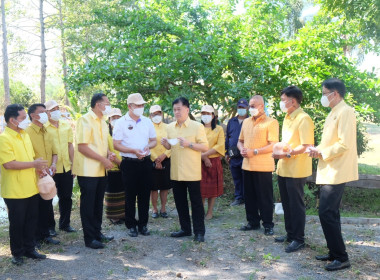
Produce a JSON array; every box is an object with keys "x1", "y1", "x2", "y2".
[
  {"x1": 73, "y1": 93, "x2": 115, "y2": 249},
  {"x1": 308, "y1": 78, "x2": 358, "y2": 271}
]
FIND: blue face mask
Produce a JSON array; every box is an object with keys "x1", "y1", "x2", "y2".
[{"x1": 237, "y1": 108, "x2": 247, "y2": 116}]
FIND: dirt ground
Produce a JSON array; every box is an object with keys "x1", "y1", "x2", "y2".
[{"x1": 0, "y1": 195, "x2": 379, "y2": 280}]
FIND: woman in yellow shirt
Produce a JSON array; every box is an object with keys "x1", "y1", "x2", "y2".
[
  {"x1": 200, "y1": 105, "x2": 225, "y2": 220},
  {"x1": 105, "y1": 108, "x2": 125, "y2": 224}
]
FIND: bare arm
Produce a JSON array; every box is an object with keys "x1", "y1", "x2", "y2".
[
  {"x1": 78, "y1": 143, "x2": 113, "y2": 169},
  {"x1": 68, "y1": 143, "x2": 74, "y2": 163},
  {"x1": 113, "y1": 140, "x2": 138, "y2": 154},
  {"x1": 3, "y1": 158, "x2": 47, "y2": 170}
]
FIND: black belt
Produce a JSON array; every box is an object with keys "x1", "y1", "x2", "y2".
[{"x1": 122, "y1": 155, "x2": 150, "y2": 162}]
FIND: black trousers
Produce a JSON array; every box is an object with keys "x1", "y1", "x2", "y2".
[
  {"x1": 36, "y1": 195, "x2": 55, "y2": 241},
  {"x1": 53, "y1": 170, "x2": 74, "y2": 229},
  {"x1": 319, "y1": 183, "x2": 349, "y2": 262},
  {"x1": 4, "y1": 194, "x2": 39, "y2": 257},
  {"x1": 278, "y1": 176, "x2": 306, "y2": 242},
  {"x1": 120, "y1": 157, "x2": 152, "y2": 229},
  {"x1": 243, "y1": 171, "x2": 274, "y2": 228},
  {"x1": 172, "y1": 181, "x2": 205, "y2": 235},
  {"x1": 230, "y1": 164, "x2": 244, "y2": 201},
  {"x1": 77, "y1": 176, "x2": 107, "y2": 245}
]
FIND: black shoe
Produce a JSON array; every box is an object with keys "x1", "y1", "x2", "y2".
[
  {"x1": 11, "y1": 256, "x2": 24, "y2": 265},
  {"x1": 316, "y1": 254, "x2": 333, "y2": 261},
  {"x1": 160, "y1": 211, "x2": 168, "y2": 218},
  {"x1": 285, "y1": 241, "x2": 305, "y2": 253},
  {"x1": 49, "y1": 229, "x2": 57, "y2": 237},
  {"x1": 24, "y1": 250, "x2": 46, "y2": 259},
  {"x1": 325, "y1": 260, "x2": 351, "y2": 271},
  {"x1": 170, "y1": 230, "x2": 192, "y2": 238},
  {"x1": 193, "y1": 234, "x2": 205, "y2": 242},
  {"x1": 240, "y1": 223, "x2": 260, "y2": 231},
  {"x1": 98, "y1": 233, "x2": 114, "y2": 243},
  {"x1": 128, "y1": 227, "x2": 138, "y2": 237},
  {"x1": 139, "y1": 226, "x2": 150, "y2": 236},
  {"x1": 60, "y1": 226, "x2": 77, "y2": 233},
  {"x1": 274, "y1": 235, "x2": 291, "y2": 243},
  {"x1": 85, "y1": 240, "x2": 104, "y2": 249},
  {"x1": 230, "y1": 199, "x2": 244, "y2": 206},
  {"x1": 264, "y1": 227, "x2": 274, "y2": 236},
  {"x1": 152, "y1": 212, "x2": 159, "y2": 219},
  {"x1": 43, "y1": 236, "x2": 60, "y2": 245}
]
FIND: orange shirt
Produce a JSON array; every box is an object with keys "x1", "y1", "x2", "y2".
[{"x1": 239, "y1": 114, "x2": 279, "y2": 172}]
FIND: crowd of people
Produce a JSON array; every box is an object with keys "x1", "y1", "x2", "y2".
[{"x1": 0, "y1": 78, "x2": 358, "y2": 272}]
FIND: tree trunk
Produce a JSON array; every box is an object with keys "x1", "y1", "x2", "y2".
[
  {"x1": 58, "y1": 0, "x2": 69, "y2": 106},
  {"x1": 40, "y1": 0, "x2": 46, "y2": 103},
  {"x1": 1, "y1": 0, "x2": 10, "y2": 107}
]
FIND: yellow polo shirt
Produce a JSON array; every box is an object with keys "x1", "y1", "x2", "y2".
[
  {"x1": 316, "y1": 101, "x2": 358, "y2": 185},
  {"x1": 205, "y1": 125, "x2": 225, "y2": 158},
  {"x1": 151, "y1": 122, "x2": 171, "y2": 161},
  {"x1": 108, "y1": 134, "x2": 122, "y2": 171},
  {"x1": 166, "y1": 117, "x2": 209, "y2": 181},
  {"x1": 239, "y1": 114, "x2": 279, "y2": 172},
  {"x1": 45, "y1": 120, "x2": 73, "y2": 173},
  {"x1": 0, "y1": 127, "x2": 38, "y2": 199},
  {"x1": 73, "y1": 110, "x2": 108, "y2": 177},
  {"x1": 277, "y1": 107, "x2": 314, "y2": 178},
  {"x1": 26, "y1": 123, "x2": 58, "y2": 166}
]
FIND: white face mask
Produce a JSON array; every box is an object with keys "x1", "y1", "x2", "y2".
[
  {"x1": 50, "y1": 110, "x2": 61, "y2": 121},
  {"x1": 110, "y1": 120, "x2": 117, "y2": 127},
  {"x1": 133, "y1": 107, "x2": 144, "y2": 117},
  {"x1": 249, "y1": 108, "x2": 259, "y2": 117},
  {"x1": 151, "y1": 115, "x2": 162, "y2": 124},
  {"x1": 237, "y1": 108, "x2": 247, "y2": 117},
  {"x1": 279, "y1": 101, "x2": 288, "y2": 113},
  {"x1": 321, "y1": 92, "x2": 334, "y2": 107},
  {"x1": 38, "y1": 112, "x2": 48, "y2": 124},
  {"x1": 201, "y1": 115, "x2": 212, "y2": 124},
  {"x1": 101, "y1": 105, "x2": 112, "y2": 116},
  {"x1": 17, "y1": 118, "x2": 31, "y2": 130}
]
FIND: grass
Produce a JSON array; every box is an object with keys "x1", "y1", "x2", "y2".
[{"x1": 358, "y1": 163, "x2": 380, "y2": 175}]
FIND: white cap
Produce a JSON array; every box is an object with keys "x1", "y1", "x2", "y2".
[
  {"x1": 149, "y1": 105, "x2": 162, "y2": 114},
  {"x1": 45, "y1": 100, "x2": 59, "y2": 111},
  {"x1": 109, "y1": 108, "x2": 122, "y2": 118},
  {"x1": 127, "y1": 93, "x2": 147, "y2": 105},
  {"x1": 201, "y1": 105, "x2": 214, "y2": 114}
]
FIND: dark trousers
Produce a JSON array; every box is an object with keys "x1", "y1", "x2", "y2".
[
  {"x1": 172, "y1": 181, "x2": 205, "y2": 235},
  {"x1": 243, "y1": 171, "x2": 274, "y2": 228},
  {"x1": 319, "y1": 183, "x2": 349, "y2": 262},
  {"x1": 36, "y1": 195, "x2": 55, "y2": 241},
  {"x1": 120, "y1": 157, "x2": 152, "y2": 229},
  {"x1": 230, "y1": 164, "x2": 244, "y2": 200},
  {"x1": 77, "y1": 176, "x2": 107, "y2": 245},
  {"x1": 53, "y1": 170, "x2": 74, "y2": 229},
  {"x1": 4, "y1": 194, "x2": 39, "y2": 257},
  {"x1": 278, "y1": 176, "x2": 306, "y2": 242}
]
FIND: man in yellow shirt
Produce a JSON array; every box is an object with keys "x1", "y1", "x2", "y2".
[
  {"x1": 308, "y1": 78, "x2": 358, "y2": 271},
  {"x1": 238, "y1": 95, "x2": 279, "y2": 236},
  {"x1": 45, "y1": 100, "x2": 76, "y2": 233},
  {"x1": 273, "y1": 86, "x2": 314, "y2": 253},
  {"x1": 73, "y1": 93, "x2": 115, "y2": 249},
  {"x1": 161, "y1": 97, "x2": 208, "y2": 242},
  {"x1": 26, "y1": 103, "x2": 60, "y2": 246},
  {"x1": 0, "y1": 104, "x2": 48, "y2": 265}
]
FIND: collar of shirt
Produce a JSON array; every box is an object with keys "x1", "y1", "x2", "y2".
[
  {"x1": 175, "y1": 117, "x2": 190, "y2": 127},
  {"x1": 4, "y1": 126, "x2": 23, "y2": 139},
  {"x1": 331, "y1": 99, "x2": 345, "y2": 113},
  {"x1": 252, "y1": 114, "x2": 266, "y2": 124},
  {"x1": 89, "y1": 109, "x2": 102, "y2": 121},
  {"x1": 30, "y1": 122, "x2": 45, "y2": 133},
  {"x1": 286, "y1": 107, "x2": 303, "y2": 120},
  {"x1": 153, "y1": 122, "x2": 163, "y2": 128},
  {"x1": 126, "y1": 112, "x2": 142, "y2": 123}
]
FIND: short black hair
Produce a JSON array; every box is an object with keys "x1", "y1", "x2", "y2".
[
  {"x1": 281, "y1": 86, "x2": 303, "y2": 104},
  {"x1": 4, "y1": 104, "x2": 24, "y2": 123},
  {"x1": 322, "y1": 78, "x2": 346, "y2": 97},
  {"x1": 28, "y1": 103, "x2": 46, "y2": 119},
  {"x1": 172, "y1": 97, "x2": 190, "y2": 108},
  {"x1": 91, "y1": 93, "x2": 107, "y2": 108}
]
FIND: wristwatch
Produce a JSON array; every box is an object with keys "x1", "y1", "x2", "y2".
[
  {"x1": 254, "y1": 149, "x2": 258, "y2": 155},
  {"x1": 189, "y1": 142, "x2": 194, "y2": 149},
  {"x1": 286, "y1": 153, "x2": 291, "y2": 158}
]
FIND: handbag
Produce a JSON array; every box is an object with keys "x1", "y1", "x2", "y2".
[
  {"x1": 37, "y1": 174, "x2": 57, "y2": 200},
  {"x1": 227, "y1": 146, "x2": 241, "y2": 159}
]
